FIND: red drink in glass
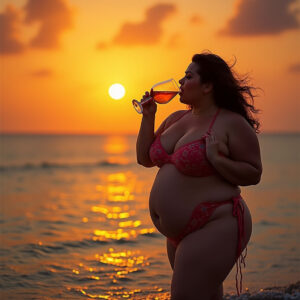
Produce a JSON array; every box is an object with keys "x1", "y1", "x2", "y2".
[
  {"x1": 151, "y1": 91, "x2": 179, "y2": 104},
  {"x1": 132, "y1": 78, "x2": 179, "y2": 114}
]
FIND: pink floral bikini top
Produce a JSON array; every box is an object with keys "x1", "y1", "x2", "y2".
[{"x1": 149, "y1": 109, "x2": 221, "y2": 177}]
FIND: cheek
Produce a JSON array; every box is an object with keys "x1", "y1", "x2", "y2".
[
  {"x1": 185, "y1": 79, "x2": 201, "y2": 94},
  {"x1": 185, "y1": 78, "x2": 199, "y2": 87}
]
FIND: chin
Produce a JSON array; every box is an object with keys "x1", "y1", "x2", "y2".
[
  {"x1": 179, "y1": 96, "x2": 186, "y2": 104},
  {"x1": 179, "y1": 96, "x2": 189, "y2": 105}
]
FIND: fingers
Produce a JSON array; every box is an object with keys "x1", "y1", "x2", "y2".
[
  {"x1": 206, "y1": 132, "x2": 217, "y2": 143},
  {"x1": 142, "y1": 91, "x2": 150, "y2": 99},
  {"x1": 210, "y1": 135, "x2": 216, "y2": 142}
]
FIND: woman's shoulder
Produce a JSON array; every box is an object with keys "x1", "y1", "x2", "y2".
[
  {"x1": 165, "y1": 109, "x2": 190, "y2": 126},
  {"x1": 155, "y1": 109, "x2": 189, "y2": 136},
  {"x1": 170, "y1": 109, "x2": 190, "y2": 118},
  {"x1": 220, "y1": 109, "x2": 248, "y2": 124},
  {"x1": 219, "y1": 108, "x2": 255, "y2": 133}
]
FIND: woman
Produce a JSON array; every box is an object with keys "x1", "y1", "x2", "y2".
[{"x1": 136, "y1": 52, "x2": 262, "y2": 300}]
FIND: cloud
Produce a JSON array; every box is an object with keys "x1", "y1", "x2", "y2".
[
  {"x1": 0, "y1": 5, "x2": 26, "y2": 54},
  {"x1": 219, "y1": 0, "x2": 300, "y2": 36},
  {"x1": 30, "y1": 68, "x2": 54, "y2": 78},
  {"x1": 23, "y1": 0, "x2": 73, "y2": 49},
  {"x1": 96, "y1": 42, "x2": 108, "y2": 51},
  {"x1": 166, "y1": 33, "x2": 182, "y2": 48},
  {"x1": 112, "y1": 3, "x2": 176, "y2": 46},
  {"x1": 288, "y1": 62, "x2": 300, "y2": 73},
  {"x1": 189, "y1": 14, "x2": 202, "y2": 25}
]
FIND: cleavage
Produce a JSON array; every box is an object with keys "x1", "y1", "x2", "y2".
[{"x1": 160, "y1": 130, "x2": 207, "y2": 155}]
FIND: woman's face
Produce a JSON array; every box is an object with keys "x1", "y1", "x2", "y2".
[{"x1": 178, "y1": 62, "x2": 203, "y2": 105}]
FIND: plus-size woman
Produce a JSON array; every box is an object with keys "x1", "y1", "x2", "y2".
[{"x1": 136, "y1": 52, "x2": 262, "y2": 300}]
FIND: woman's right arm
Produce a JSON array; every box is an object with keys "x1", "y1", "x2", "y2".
[
  {"x1": 136, "y1": 91, "x2": 167, "y2": 167},
  {"x1": 136, "y1": 113, "x2": 156, "y2": 167}
]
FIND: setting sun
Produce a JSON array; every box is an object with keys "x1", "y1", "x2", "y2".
[
  {"x1": 0, "y1": 0, "x2": 299, "y2": 134},
  {"x1": 109, "y1": 84, "x2": 126, "y2": 100}
]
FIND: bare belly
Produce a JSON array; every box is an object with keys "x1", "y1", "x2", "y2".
[{"x1": 149, "y1": 164, "x2": 244, "y2": 238}]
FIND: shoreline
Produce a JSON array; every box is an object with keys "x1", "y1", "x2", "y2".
[{"x1": 223, "y1": 281, "x2": 300, "y2": 299}]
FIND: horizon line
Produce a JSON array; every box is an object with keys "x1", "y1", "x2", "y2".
[{"x1": 0, "y1": 131, "x2": 299, "y2": 136}]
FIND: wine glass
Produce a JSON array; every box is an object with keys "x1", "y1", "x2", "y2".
[{"x1": 132, "y1": 78, "x2": 180, "y2": 114}]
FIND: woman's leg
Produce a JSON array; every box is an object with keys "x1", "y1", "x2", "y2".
[
  {"x1": 168, "y1": 237, "x2": 223, "y2": 299},
  {"x1": 210, "y1": 284, "x2": 223, "y2": 300},
  {"x1": 168, "y1": 236, "x2": 224, "y2": 299},
  {"x1": 170, "y1": 211, "x2": 251, "y2": 300},
  {"x1": 167, "y1": 238, "x2": 177, "y2": 270}
]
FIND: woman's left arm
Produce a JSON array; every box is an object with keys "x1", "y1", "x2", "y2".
[{"x1": 206, "y1": 115, "x2": 262, "y2": 186}]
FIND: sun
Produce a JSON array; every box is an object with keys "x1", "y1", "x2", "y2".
[{"x1": 108, "y1": 83, "x2": 125, "y2": 100}]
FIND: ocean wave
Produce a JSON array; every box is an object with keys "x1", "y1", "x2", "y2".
[
  {"x1": 18, "y1": 239, "x2": 108, "y2": 257},
  {"x1": 0, "y1": 160, "x2": 133, "y2": 172},
  {"x1": 70, "y1": 282, "x2": 300, "y2": 300},
  {"x1": 16, "y1": 232, "x2": 160, "y2": 259},
  {"x1": 257, "y1": 220, "x2": 281, "y2": 226}
]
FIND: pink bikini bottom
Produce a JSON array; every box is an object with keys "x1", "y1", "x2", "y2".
[{"x1": 167, "y1": 195, "x2": 247, "y2": 296}]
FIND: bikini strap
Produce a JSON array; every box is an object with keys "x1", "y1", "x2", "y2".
[{"x1": 207, "y1": 108, "x2": 221, "y2": 134}]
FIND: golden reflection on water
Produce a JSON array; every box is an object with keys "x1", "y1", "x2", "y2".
[
  {"x1": 107, "y1": 185, "x2": 135, "y2": 202},
  {"x1": 91, "y1": 205, "x2": 133, "y2": 219},
  {"x1": 96, "y1": 173, "x2": 135, "y2": 202},
  {"x1": 91, "y1": 201, "x2": 154, "y2": 241},
  {"x1": 79, "y1": 288, "x2": 170, "y2": 300},
  {"x1": 119, "y1": 220, "x2": 141, "y2": 228},
  {"x1": 96, "y1": 248, "x2": 149, "y2": 268},
  {"x1": 79, "y1": 287, "x2": 169, "y2": 300},
  {"x1": 93, "y1": 228, "x2": 137, "y2": 240},
  {"x1": 73, "y1": 248, "x2": 169, "y2": 299},
  {"x1": 103, "y1": 136, "x2": 129, "y2": 154},
  {"x1": 107, "y1": 173, "x2": 127, "y2": 183},
  {"x1": 103, "y1": 136, "x2": 130, "y2": 165},
  {"x1": 91, "y1": 172, "x2": 156, "y2": 243},
  {"x1": 80, "y1": 289, "x2": 110, "y2": 299},
  {"x1": 92, "y1": 225, "x2": 155, "y2": 242},
  {"x1": 72, "y1": 170, "x2": 161, "y2": 298},
  {"x1": 80, "y1": 289, "x2": 143, "y2": 299}
]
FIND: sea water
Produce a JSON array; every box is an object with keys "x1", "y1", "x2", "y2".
[{"x1": 0, "y1": 133, "x2": 299, "y2": 299}]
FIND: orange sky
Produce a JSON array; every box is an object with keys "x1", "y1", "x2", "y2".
[{"x1": 0, "y1": 0, "x2": 299, "y2": 134}]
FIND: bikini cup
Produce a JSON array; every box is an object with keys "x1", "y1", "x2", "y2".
[{"x1": 149, "y1": 109, "x2": 221, "y2": 177}]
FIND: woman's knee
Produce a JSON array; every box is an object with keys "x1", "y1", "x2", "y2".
[
  {"x1": 171, "y1": 283, "x2": 194, "y2": 300},
  {"x1": 171, "y1": 282, "x2": 222, "y2": 300},
  {"x1": 171, "y1": 266, "x2": 219, "y2": 300},
  {"x1": 171, "y1": 284, "x2": 213, "y2": 300}
]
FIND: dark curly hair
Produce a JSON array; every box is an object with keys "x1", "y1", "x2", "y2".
[{"x1": 192, "y1": 52, "x2": 261, "y2": 133}]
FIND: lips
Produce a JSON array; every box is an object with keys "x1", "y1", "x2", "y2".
[{"x1": 179, "y1": 87, "x2": 184, "y2": 95}]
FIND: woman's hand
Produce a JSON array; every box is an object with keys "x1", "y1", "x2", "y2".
[
  {"x1": 141, "y1": 90, "x2": 157, "y2": 116},
  {"x1": 205, "y1": 131, "x2": 221, "y2": 164}
]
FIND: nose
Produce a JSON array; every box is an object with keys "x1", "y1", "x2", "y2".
[{"x1": 179, "y1": 77, "x2": 184, "y2": 85}]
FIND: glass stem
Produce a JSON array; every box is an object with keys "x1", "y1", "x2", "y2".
[{"x1": 141, "y1": 96, "x2": 153, "y2": 105}]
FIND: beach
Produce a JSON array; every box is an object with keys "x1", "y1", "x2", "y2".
[{"x1": 0, "y1": 133, "x2": 299, "y2": 299}]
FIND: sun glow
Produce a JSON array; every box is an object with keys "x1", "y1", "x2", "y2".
[{"x1": 108, "y1": 83, "x2": 125, "y2": 100}]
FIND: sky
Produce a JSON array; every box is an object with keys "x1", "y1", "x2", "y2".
[{"x1": 0, "y1": 0, "x2": 299, "y2": 134}]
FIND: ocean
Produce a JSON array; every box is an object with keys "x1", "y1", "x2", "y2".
[{"x1": 0, "y1": 133, "x2": 299, "y2": 299}]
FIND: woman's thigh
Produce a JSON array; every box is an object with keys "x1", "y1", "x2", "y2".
[
  {"x1": 170, "y1": 214, "x2": 249, "y2": 300},
  {"x1": 167, "y1": 238, "x2": 176, "y2": 270}
]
